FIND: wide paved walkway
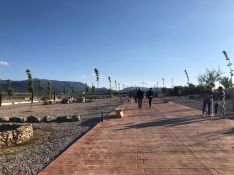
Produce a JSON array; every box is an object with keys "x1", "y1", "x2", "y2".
[{"x1": 39, "y1": 99, "x2": 234, "y2": 175}]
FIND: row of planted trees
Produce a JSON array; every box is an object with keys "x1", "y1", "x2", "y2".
[
  {"x1": 93, "y1": 67, "x2": 124, "y2": 94},
  {"x1": 0, "y1": 67, "x2": 124, "y2": 107}
]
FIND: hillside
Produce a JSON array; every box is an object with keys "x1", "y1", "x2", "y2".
[{"x1": 0, "y1": 79, "x2": 87, "y2": 94}]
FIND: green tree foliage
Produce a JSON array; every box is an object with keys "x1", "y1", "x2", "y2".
[
  {"x1": 94, "y1": 68, "x2": 99, "y2": 93},
  {"x1": 198, "y1": 68, "x2": 223, "y2": 86},
  {"x1": 220, "y1": 77, "x2": 232, "y2": 89}
]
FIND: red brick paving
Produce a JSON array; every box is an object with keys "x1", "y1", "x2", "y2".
[{"x1": 39, "y1": 99, "x2": 234, "y2": 175}]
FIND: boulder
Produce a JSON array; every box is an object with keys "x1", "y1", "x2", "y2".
[
  {"x1": 27, "y1": 116, "x2": 41, "y2": 123},
  {"x1": 42, "y1": 116, "x2": 55, "y2": 123},
  {"x1": 56, "y1": 116, "x2": 72, "y2": 122},
  {"x1": 9, "y1": 117, "x2": 26, "y2": 123},
  {"x1": 0, "y1": 116, "x2": 9, "y2": 123}
]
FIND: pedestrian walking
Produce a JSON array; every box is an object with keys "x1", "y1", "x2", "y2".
[
  {"x1": 202, "y1": 85, "x2": 214, "y2": 117},
  {"x1": 133, "y1": 89, "x2": 138, "y2": 103},
  {"x1": 146, "y1": 88, "x2": 154, "y2": 107},
  {"x1": 136, "y1": 88, "x2": 144, "y2": 109}
]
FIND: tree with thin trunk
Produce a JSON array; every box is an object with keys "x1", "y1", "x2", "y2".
[
  {"x1": 184, "y1": 69, "x2": 190, "y2": 85},
  {"x1": 223, "y1": 50, "x2": 233, "y2": 85},
  {"x1": 26, "y1": 69, "x2": 34, "y2": 111},
  {"x1": 94, "y1": 68, "x2": 99, "y2": 93},
  {"x1": 223, "y1": 51, "x2": 234, "y2": 111},
  {"x1": 94, "y1": 68, "x2": 100, "y2": 113},
  {"x1": 198, "y1": 68, "x2": 223, "y2": 86},
  {"x1": 108, "y1": 76, "x2": 112, "y2": 92}
]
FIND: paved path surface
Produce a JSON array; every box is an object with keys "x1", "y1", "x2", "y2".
[{"x1": 39, "y1": 99, "x2": 234, "y2": 175}]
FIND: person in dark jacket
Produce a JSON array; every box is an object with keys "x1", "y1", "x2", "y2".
[
  {"x1": 146, "y1": 88, "x2": 154, "y2": 107},
  {"x1": 202, "y1": 85, "x2": 214, "y2": 117},
  {"x1": 136, "y1": 88, "x2": 144, "y2": 109}
]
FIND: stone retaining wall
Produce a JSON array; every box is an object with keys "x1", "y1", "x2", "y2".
[
  {"x1": 0, "y1": 115, "x2": 82, "y2": 124},
  {"x1": 0, "y1": 124, "x2": 33, "y2": 148}
]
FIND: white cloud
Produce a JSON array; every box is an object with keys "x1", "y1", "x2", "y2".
[{"x1": 0, "y1": 61, "x2": 9, "y2": 66}]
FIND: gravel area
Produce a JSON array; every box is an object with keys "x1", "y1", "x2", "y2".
[{"x1": 0, "y1": 98, "x2": 121, "y2": 175}]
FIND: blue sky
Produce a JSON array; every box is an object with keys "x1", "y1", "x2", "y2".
[{"x1": 0, "y1": 0, "x2": 234, "y2": 88}]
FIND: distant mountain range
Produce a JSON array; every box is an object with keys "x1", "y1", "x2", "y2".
[
  {"x1": 0, "y1": 79, "x2": 88, "y2": 94},
  {"x1": 0, "y1": 79, "x2": 162, "y2": 95}
]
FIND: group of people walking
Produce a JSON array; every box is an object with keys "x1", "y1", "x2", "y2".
[
  {"x1": 202, "y1": 84, "x2": 226, "y2": 118},
  {"x1": 129, "y1": 88, "x2": 155, "y2": 109},
  {"x1": 128, "y1": 85, "x2": 226, "y2": 116}
]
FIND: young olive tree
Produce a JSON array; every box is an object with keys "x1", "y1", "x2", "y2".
[
  {"x1": 223, "y1": 50, "x2": 233, "y2": 85},
  {"x1": 184, "y1": 69, "x2": 190, "y2": 85},
  {"x1": 26, "y1": 69, "x2": 34, "y2": 111},
  {"x1": 94, "y1": 68, "x2": 99, "y2": 93},
  {"x1": 108, "y1": 76, "x2": 112, "y2": 92}
]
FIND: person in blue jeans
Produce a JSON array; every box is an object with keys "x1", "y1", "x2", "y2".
[
  {"x1": 202, "y1": 85, "x2": 214, "y2": 117},
  {"x1": 136, "y1": 88, "x2": 144, "y2": 109}
]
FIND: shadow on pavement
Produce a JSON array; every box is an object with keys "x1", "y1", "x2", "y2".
[{"x1": 118, "y1": 115, "x2": 209, "y2": 130}]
